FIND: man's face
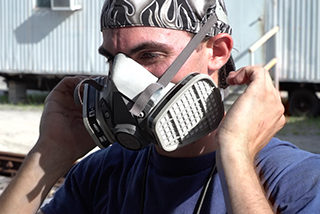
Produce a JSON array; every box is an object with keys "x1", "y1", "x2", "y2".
[{"x1": 99, "y1": 26, "x2": 219, "y2": 84}]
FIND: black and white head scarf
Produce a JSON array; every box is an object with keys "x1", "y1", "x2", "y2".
[
  {"x1": 100, "y1": 0, "x2": 234, "y2": 88},
  {"x1": 100, "y1": 0, "x2": 232, "y2": 37}
]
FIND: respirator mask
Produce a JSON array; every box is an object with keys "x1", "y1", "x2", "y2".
[{"x1": 74, "y1": 15, "x2": 232, "y2": 152}]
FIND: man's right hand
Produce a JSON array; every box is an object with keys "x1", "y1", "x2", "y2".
[
  {"x1": 38, "y1": 76, "x2": 96, "y2": 163},
  {"x1": 0, "y1": 76, "x2": 96, "y2": 214}
]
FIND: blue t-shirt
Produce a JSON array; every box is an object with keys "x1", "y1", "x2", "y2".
[{"x1": 42, "y1": 138, "x2": 320, "y2": 213}]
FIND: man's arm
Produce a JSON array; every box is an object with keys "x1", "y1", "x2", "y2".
[
  {"x1": 0, "y1": 147, "x2": 72, "y2": 214},
  {"x1": 216, "y1": 66, "x2": 285, "y2": 213},
  {"x1": 0, "y1": 76, "x2": 95, "y2": 214}
]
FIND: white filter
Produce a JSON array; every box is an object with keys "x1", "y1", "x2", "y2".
[
  {"x1": 111, "y1": 53, "x2": 174, "y2": 105},
  {"x1": 153, "y1": 74, "x2": 223, "y2": 152}
]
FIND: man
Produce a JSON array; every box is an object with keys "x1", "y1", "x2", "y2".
[{"x1": 1, "y1": 0, "x2": 320, "y2": 213}]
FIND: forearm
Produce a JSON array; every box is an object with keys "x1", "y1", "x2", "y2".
[
  {"x1": 217, "y1": 147, "x2": 273, "y2": 214},
  {"x1": 214, "y1": 67, "x2": 285, "y2": 213},
  {"x1": 0, "y1": 144, "x2": 73, "y2": 214}
]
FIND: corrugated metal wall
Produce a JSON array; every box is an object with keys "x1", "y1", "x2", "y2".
[
  {"x1": 1, "y1": 0, "x2": 320, "y2": 83},
  {"x1": 0, "y1": 0, "x2": 106, "y2": 75},
  {"x1": 267, "y1": 0, "x2": 320, "y2": 82}
]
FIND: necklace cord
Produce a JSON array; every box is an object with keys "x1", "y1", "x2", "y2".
[
  {"x1": 139, "y1": 146, "x2": 217, "y2": 214},
  {"x1": 139, "y1": 146, "x2": 153, "y2": 214},
  {"x1": 193, "y1": 164, "x2": 217, "y2": 214}
]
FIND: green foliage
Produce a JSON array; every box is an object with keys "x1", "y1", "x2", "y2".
[
  {"x1": 0, "y1": 92, "x2": 47, "y2": 110},
  {"x1": 277, "y1": 116, "x2": 320, "y2": 136}
]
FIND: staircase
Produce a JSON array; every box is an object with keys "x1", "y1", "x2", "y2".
[{"x1": 223, "y1": 85, "x2": 247, "y2": 112}]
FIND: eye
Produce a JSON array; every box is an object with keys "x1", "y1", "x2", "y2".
[
  {"x1": 137, "y1": 52, "x2": 165, "y2": 66},
  {"x1": 140, "y1": 52, "x2": 160, "y2": 60}
]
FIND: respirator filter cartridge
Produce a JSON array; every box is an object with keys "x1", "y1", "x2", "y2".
[{"x1": 150, "y1": 73, "x2": 224, "y2": 152}]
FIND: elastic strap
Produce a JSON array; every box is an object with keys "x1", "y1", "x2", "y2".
[
  {"x1": 130, "y1": 15, "x2": 218, "y2": 116},
  {"x1": 74, "y1": 78, "x2": 104, "y2": 106}
]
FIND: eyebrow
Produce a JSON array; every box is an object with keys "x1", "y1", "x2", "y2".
[
  {"x1": 98, "y1": 41, "x2": 173, "y2": 58},
  {"x1": 128, "y1": 42, "x2": 173, "y2": 56}
]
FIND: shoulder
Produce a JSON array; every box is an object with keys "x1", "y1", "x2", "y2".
[
  {"x1": 256, "y1": 138, "x2": 320, "y2": 175},
  {"x1": 256, "y1": 138, "x2": 320, "y2": 213}
]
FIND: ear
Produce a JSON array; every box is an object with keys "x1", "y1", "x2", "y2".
[{"x1": 206, "y1": 33, "x2": 233, "y2": 71}]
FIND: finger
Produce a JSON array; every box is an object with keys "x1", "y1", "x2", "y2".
[
  {"x1": 53, "y1": 76, "x2": 87, "y2": 95},
  {"x1": 46, "y1": 76, "x2": 86, "y2": 101},
  {"x1": 44, "y1": 76, "x2": 88, "y2": 112},
  {"x1": 226, "y1": 67, "x2": 253, "y2": 85},
  {"x1": 227, "y1": 66, "x2": 272, "y2": 86}
]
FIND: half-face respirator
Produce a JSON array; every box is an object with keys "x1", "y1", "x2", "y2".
[{"x1": 74, "y1": 15, "x2": 232, "y2": 152}]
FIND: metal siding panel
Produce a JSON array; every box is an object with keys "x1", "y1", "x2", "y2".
[
  {"x1": 274, "y1": 0, "x2": 320, "y2": 82},
  {"x1": 1, "y1": 0, "x2": 106, "y2": 75},
  {"x1": 311, "y1": 0, "x2": 319, "y2": 80},
  {"x1": 316, "y1": 1, "x2": 320, "y2": 80}
]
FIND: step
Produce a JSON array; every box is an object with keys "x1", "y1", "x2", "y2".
[{"x1": 223, "y1": 85, "x2": 247, "y2": 112}]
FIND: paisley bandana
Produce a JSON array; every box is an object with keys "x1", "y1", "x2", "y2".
[{"x1": 100, "y1": 0, "x2": 232, "y2": 37}]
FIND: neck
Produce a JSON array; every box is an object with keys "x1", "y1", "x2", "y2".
[{"x1": 155, "y1": 130, "x2": 219, "y2": 158}]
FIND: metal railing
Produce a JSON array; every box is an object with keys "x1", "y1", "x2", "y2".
[{"x1": 249, "y1": 26, "x2": 280, "y2": 89}]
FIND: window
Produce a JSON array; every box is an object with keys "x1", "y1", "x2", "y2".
[{"x1": 37, "y1": 0, "x2": 50, "y2": 7}]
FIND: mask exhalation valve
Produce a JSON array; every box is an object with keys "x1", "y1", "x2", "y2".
[{"x1": 114, "y1": 124, "x2": 148, "y2": 150}]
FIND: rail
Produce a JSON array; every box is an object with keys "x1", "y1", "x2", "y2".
[
  {"x1": 249, "y1": 26, "x2": 280, "y2": 89},
  {"x1": 0, "y1": 151, "x2": 24, "y2": 176},
  {"x1": 263, "y1": 57, "x2": 278, "y2": 71}
]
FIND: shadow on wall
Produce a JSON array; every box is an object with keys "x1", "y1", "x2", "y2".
[{"x1": 14, "y1": 9, "x2": 73, "y2": 44}]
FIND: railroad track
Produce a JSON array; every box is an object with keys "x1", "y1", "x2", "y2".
[
  {"x1": 0, "y1": 151, "x2": 25, "y2": 177},
  {"x1": 0, "y1": 151, "x2": 65, "y2": 188}
]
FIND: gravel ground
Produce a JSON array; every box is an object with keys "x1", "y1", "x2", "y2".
[
  {"x1": 0, "y1": 107, "x2": 42, "y2": 154},
  {"x1": 275, "y1": 118, "x2": 320, "y2": 154}
]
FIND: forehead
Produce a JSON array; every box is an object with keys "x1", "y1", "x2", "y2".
[{"x1": 101, "y1": 26, "x2": 191, "y2": 56}]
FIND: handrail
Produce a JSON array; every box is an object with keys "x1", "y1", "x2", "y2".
[
  {"x1": 249, "y1": 26, "x2": 279, "y2": 53},
  {"x1": 249, "y1": 26, "x2": 279, "y2": 66},
  {"x1": 249, "y1": 26, "x2": 280, "y2": 89},
  {"x1": 263, "y1": 57, "x2": 278, "y2": 71}
]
